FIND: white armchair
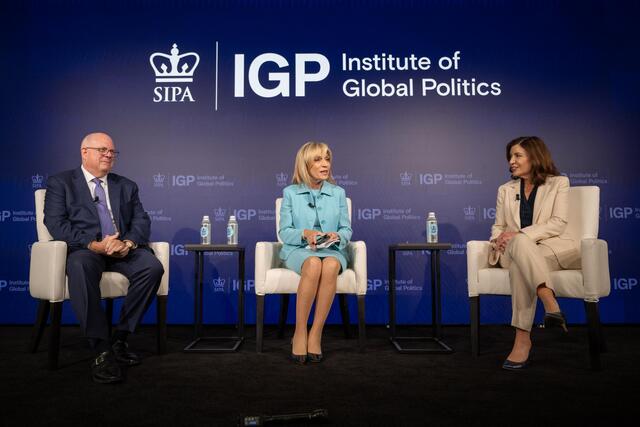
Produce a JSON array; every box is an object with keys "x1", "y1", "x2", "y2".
[
  {"x1": 254, "y1": 198, "x2": 367, "y2": 353},
  {"x1": 467, "y1": 186, "x2": 610, "y2": 370},
  {"x1": 28, "y1": 189, "x2": 170, "y2": 369}
]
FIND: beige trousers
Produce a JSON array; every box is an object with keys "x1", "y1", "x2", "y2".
[{"x1": 499, "y1": 233, "x2": 562, "y2": 332}]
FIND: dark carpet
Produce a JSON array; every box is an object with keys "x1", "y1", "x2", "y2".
[{"x1": 1, "y1": 324, "x2": 639, "y2": 426}]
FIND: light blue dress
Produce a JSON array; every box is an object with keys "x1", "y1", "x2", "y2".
[{"x1": 279, "y1": 182, "x2": 352, "y2": 274}]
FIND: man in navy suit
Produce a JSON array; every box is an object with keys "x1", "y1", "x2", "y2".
[{"x1": 44, "y1": 132, "x2": 163, "y2": 384}]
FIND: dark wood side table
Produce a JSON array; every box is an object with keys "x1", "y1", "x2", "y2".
[
  {"x1": 389, "y1": 242, "x2": 453, "y2": 353},
  {"x1": 184, "y1": 244, "x2": 245, "y2": 352}
]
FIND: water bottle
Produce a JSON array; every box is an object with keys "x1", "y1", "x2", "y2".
[
  {"x1": 200, "y1": 215, "x2": 211, "y2": 245},
  {"x1": 426, "y1": 212, "x2": 438, "y2": 243},
  {"x1": 227, "y1": 215, "x2": 238, "y2": 245}
]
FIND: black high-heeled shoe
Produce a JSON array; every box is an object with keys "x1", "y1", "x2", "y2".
[
  {"x1": 544, "y1": 311, "x2": 568, "y2": 333},
  {"x1": 290, "y1": 340, "x2": 307, "y2": 365},
  {"x1": 502, "y1": 358, "x2": 530, "y2": 371},
  {"x1": 308, "y1": 352, "x2": 323, "y2": 363}
]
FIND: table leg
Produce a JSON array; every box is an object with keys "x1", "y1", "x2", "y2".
[
  {"x1": 238, "y1": 250, "x2": 245, "y2": 337},
  {"x1": 435, "y1": 250, "x2": 442, "y2": 339},
  {"x1": 389, "y1": 248, "x2": 396, "y2": 338},
  {"x1": 193, "y1": 252, "x2": 200, "y2": 339},
  {"x1": 430, "y1": 250, "x2": 436, "y2": 337},
  {"x1": 198, "y1": 252, "x2": 204, "y2": 338}
]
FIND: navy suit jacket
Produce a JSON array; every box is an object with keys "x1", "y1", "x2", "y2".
[{"x1": 44, "y1": 167, "x2": 151, "y2": 252}]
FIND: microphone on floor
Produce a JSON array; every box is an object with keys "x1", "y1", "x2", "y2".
[{"x1": 239, "y1": 409, "x2": 328, "y2": 426}]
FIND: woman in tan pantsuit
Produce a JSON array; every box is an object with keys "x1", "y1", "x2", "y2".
[{"x1": 490, "y1": 136, "x2": 581, "y2": 370}]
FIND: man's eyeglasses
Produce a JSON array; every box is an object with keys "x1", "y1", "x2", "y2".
[{"x1": 84, "y1": 147, "x2": 120, "y2": 158}]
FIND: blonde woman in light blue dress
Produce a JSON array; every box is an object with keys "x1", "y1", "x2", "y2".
[{"x1": 279, "y1": 142, "x2": 352, "y2": 364}]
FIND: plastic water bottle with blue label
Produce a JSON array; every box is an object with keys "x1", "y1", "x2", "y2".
[
  {"x1": 227, "y1": 215, "x2": 238, "y2": 245},
  {"x1": 426, "y1": 212, "x2": 438, "y2": 243},
  {"x1": 200, "y1": 215, "x2": 211, "y2": 245}
]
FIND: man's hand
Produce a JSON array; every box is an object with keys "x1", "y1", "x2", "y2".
[
  {"x1": 89, "y1": 233, "x2": 129, "y2": 257},
  {"x1": 104, "y1": 234, "x2": 126, "y2": 255},
  {"x1": 111, "y1": 245, "x2": 130, "y2": 258}
]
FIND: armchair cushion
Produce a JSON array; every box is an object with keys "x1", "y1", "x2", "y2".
[
  {"x1": 255, "y1": 241, "x2": 367, "y2": 296},
  {"x1": 149, "y1": 242, "x2": 170, "y2": 296},
  {"x1": 29, "y1": 242, "x2": 170, "y2": 303},
  {"x1": 581, "y1": 238, "x2": 611, "y2": 301},
  {"x1": 263, "y1": 268, "x2": 358, "y2": 295},
  {"x1": 29, "y1": 241, "x2": 68, "y2": 302}
]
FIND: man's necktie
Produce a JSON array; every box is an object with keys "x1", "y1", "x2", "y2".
[{"x1": 92, "y1": 178, "x2": 117, "y2": 237}]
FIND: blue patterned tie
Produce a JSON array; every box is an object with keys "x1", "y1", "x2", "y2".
[{"x1": 92, "y1": 178, "x2": 116, "y2": 237}]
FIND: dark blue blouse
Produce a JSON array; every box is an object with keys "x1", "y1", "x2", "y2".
[{"x1": 519, "y1": 179, "x2": 538, "y2": 228}]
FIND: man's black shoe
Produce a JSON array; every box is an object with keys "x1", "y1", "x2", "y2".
[
  {"x1": 112, "y1": 340, "x2": 142, "y2": 366},
  {"x1": 91, "y1": 351, "x2": 123, "y2": 384}
]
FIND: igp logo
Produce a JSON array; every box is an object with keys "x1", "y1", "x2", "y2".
[
  {"x1": 419, "y1": 173, "x2": 443, "y2": 185},
  {"x1": 357, "y1": 209, "x2": 381, "y2": 220},
  {"x1": 235, "y1": 53, "x2": 330, "y2": 97},
  {"x1": 614, "y1": 278, "x2": 638, "y2": 290},
  {"x1": 609, "y1": 207, "x2": 640, "y2": 219}
]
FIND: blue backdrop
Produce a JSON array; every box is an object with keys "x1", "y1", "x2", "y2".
[{"x1": 2, "y1": 0, "x2": 639, "y2": 326}]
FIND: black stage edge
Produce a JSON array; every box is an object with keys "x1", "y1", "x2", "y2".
[{"x1": 2, "y1": 324, "x2": 639, "y2": 426}]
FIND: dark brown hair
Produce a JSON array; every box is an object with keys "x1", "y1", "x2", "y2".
[{"x1": 506, "y1": 136, "x2": 560, "y2": 186}]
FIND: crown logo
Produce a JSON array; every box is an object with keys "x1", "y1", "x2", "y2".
[
  {"x1": 400, "y1": 171, "x2": 412, "y2": 186},
  {"x1": 464, "y1": 205, "x2": 477, "y2": 220},
  {"x1": 276, "y1": 172, "x2": 288, "y2": 186},
  {"x1": 153, "y1": 173, "x2": 166, "y2": 187},
  {"x1": 150, "y1": 43, "x2": 200, "y2": 83},
  {"x1": 212, "y1": 277, "x2": 226, "y2": 292},
  {"x1": 214, "y1": 207, "x2": 226, "y2": 221},
  {"x1": 32, "y1": 174, "x2": 44, "y2": 188}
]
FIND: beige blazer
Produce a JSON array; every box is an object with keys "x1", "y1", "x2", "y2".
[{"x1": 489, "y1": 175, "x2": 580, "y2": 269}]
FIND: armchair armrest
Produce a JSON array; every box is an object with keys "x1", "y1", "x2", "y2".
[
  {"x1": 149, "y1": 242, "x2": 170, "y2": 296},
  {"x1": 348, "y1": 241, "x2": 367, "y2": 295},
  {"x1": 29, "y1": 241, "x2": 68, "y2": 302},
  {"x1": 466, "y1": 241, "x2": 491, "y2": 297},
  {"x1": 255, "y1": 242, "x2": 283, "y2": 296},
  {"x1": 581, "y1": 238, "x2": 611, "y2": 302}
]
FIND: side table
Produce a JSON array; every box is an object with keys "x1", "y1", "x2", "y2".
[
  {"x1": 389, "y1": 242, "x2": 453, "y2": 353},
  {"x1": 184, "y1": 244, "x2": 245, "y2": 352}
]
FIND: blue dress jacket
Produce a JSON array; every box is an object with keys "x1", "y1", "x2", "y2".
[
  {"x1": 44, "y1": 167, "x2": 151, "y2": 252},
  {"x1": 278, "y1": 181, "x2": 352, "y2": 262}
]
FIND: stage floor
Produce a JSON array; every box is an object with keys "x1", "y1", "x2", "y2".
[{"x1": 1, "y1": 324, "x2": 639, "y2": 426}]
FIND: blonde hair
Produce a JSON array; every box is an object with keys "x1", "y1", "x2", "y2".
[{"x1": 292, "y1": 141, "x2": 335, "y2": 187}]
